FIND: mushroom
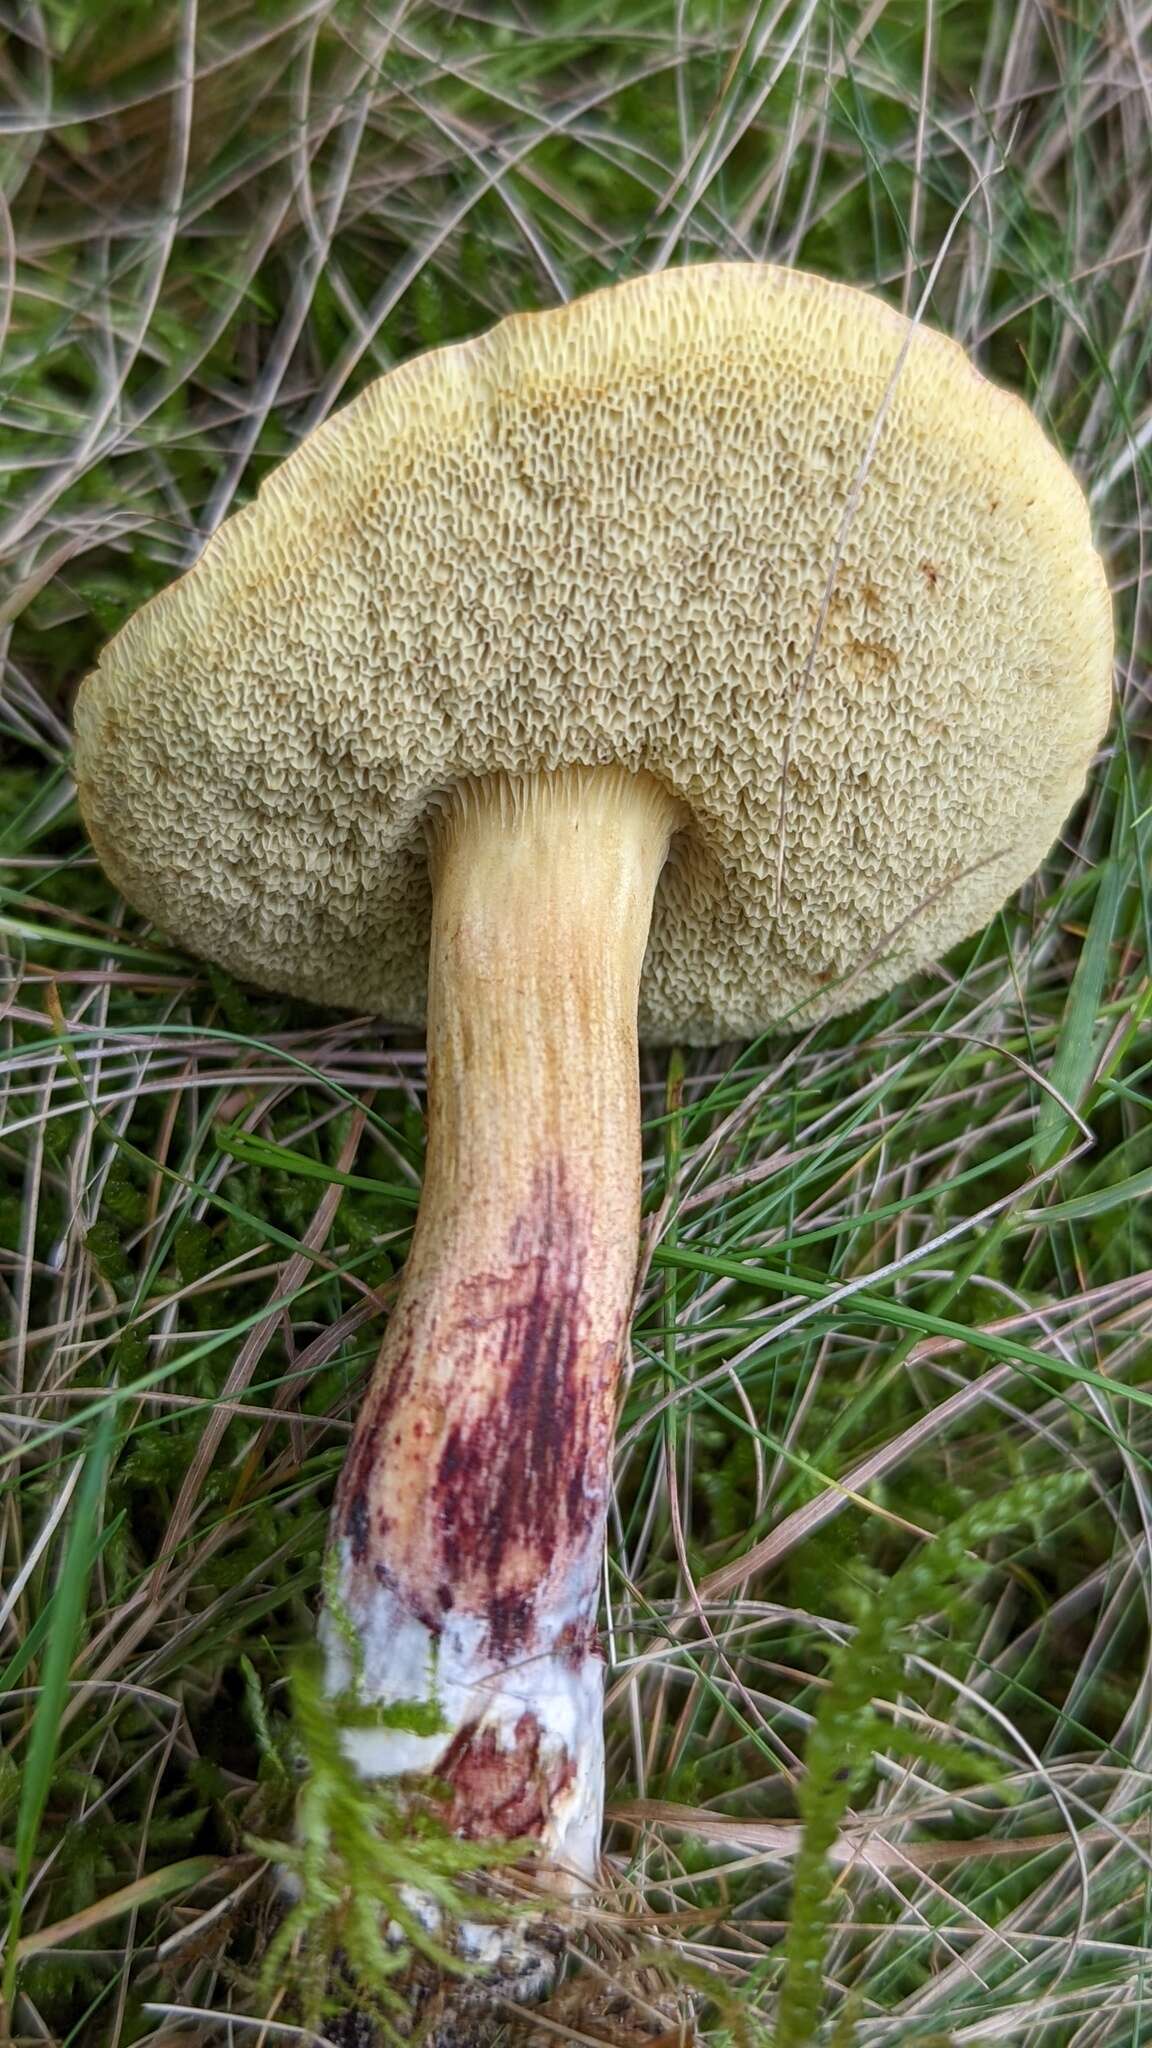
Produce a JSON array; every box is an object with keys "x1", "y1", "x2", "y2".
[{"x1": 73, "y1": 265, "x2": 1111, "y2": 1990}]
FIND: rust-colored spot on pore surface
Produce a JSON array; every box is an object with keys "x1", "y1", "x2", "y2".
[{"x1": 439, "y1": 1710, "x2": 576, "y2": 1841}]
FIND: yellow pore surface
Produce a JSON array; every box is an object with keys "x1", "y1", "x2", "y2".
[{"x1": 74, "y1": 264, "x2": 1112, "y2": 1042}]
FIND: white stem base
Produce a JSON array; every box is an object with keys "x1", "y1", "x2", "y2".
[{"x1": 321, "y1": 1538, "x2": 606, "y2": 1891}]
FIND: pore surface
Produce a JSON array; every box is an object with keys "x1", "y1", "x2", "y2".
[{"x1": 74, "y1": 265, "x2": 1111, "y2": 1041}]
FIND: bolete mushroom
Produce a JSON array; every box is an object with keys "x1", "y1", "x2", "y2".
[{"x1": 73, "y1": 264, "x2": 1111, "y2": 1994}]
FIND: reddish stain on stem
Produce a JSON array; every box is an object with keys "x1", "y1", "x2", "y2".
[
  {"x1": 438, "y1": 1711, "x2": 577, "y2": 1841},
  {"x1": 335, "y1": 1165, "x2": 621, "y2": 1659}
]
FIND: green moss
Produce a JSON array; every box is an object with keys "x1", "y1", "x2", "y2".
[
  {"x1": 247, "y1": 1660, "x2": 533, "y2": 2037},
  {"x1": 773, "y1": 1474, "x2": 1088, "y2": 2047}
]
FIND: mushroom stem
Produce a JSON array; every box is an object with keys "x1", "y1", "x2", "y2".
[{"x1": 321, "y1": 767, "x2": 678, "y2": 1914}]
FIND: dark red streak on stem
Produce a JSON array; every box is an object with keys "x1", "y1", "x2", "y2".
[{"x1": 334, "y1": 1164, "x2": 623, "y2": 1661}]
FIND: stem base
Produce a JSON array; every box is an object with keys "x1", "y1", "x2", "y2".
[{"x1": 321, "y1": 1548, "x2": 606, "y2": 1885}]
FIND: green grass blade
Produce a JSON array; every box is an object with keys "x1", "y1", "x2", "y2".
[
  {"x1": 3, "y1": 1409, "x2": 117, "y2": 2009},
  {"x1": 1032, "y1": 853, "x2": 1128, "y2": 1169}
]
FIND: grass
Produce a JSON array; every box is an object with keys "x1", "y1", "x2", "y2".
[{"x1": 1, "y1": 0, "x2": 1150, "y2": 2041}]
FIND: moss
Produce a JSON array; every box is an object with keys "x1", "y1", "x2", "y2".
[
  {"x1": 774, "y1": 1474, "x2": 1088, "y2": 2047},
  {"x1": 246, "y1": 1660, "x2": 534, "y2": 2038}
]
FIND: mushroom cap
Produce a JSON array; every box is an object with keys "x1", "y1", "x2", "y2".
[{"x1": 74, "y1": 264, "x2": 1112, "y2": 1044}]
